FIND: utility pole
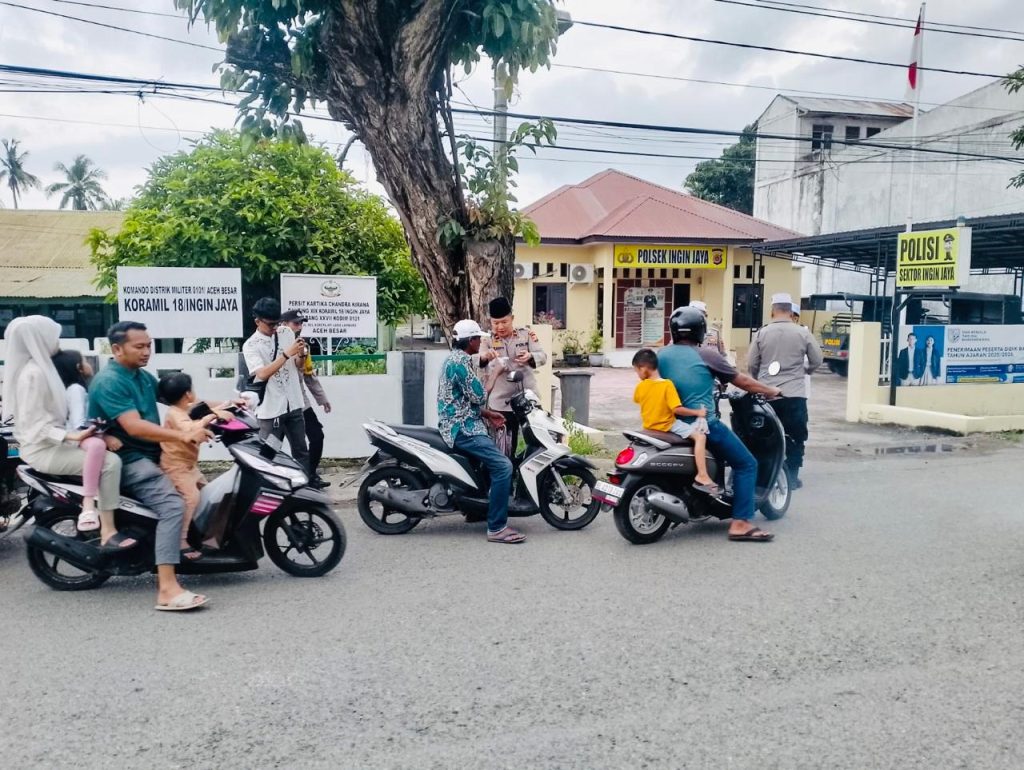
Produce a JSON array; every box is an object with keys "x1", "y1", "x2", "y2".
[{"x1": 492, "y1": 10, "x2": 573, "y2": 199}]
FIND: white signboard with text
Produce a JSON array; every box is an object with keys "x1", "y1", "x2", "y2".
[
  {"x1": 280, "y1": 274, "x2": 378, "y2": 339},
  {"x1": 116, "y1": 266, "x2": 243, "y2": 339},
  {"x1": 895, "y1": 324, "x2": 1024, "y2": 386}
]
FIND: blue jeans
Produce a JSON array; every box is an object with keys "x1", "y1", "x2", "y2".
[
  {"x1": 705, "y1": 419, "x2": 757, "y2": 522},
  {"x1": 454, "y1": 433, "x2": 513, "y2": 533}
]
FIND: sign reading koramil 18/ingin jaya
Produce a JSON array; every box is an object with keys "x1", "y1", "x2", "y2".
[
  {"x1": 614, "y1": 244, "x2": 727, "y2": 269},
  {"x1": 896, "y1": 226, "x2": 972, "y2": 289}
]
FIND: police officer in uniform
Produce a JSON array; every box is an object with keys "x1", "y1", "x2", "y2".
[
  {"x1": 477, "y1": 297, "x2": 548, "y2": 456},
  {"x1": 747, "y1": 293, "x2": 823, "y2": 489}
]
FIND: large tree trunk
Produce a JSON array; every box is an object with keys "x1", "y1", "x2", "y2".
[{"x1": 311, "y1": 2, "x2": 513, "y2": 333}]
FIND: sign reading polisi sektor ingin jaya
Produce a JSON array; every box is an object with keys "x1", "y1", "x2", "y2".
[
  {"x1": 279, "y1": 274, "x2": 378, "y2": 339},
  {"x1": 116, "y1": 266, "x2": 243, "y2": 338},
  {"x1": 896, "y1": 226, "x2": 972, "y2": 289},
  {"x1": 614, "y1": 244, "x2": 728, "y2": 269}
]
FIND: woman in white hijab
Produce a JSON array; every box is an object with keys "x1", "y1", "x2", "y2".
[{"x1": 2, "y1": 316, "x2": 132, "y2": 548}]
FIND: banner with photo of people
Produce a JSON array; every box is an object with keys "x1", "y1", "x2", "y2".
[{"x1": 895, "y1": 324, "x2": 1024, "y2": 386}]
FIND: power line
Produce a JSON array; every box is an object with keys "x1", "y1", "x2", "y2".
[
  {"x1": 572, "y1": 19, "x2": 1004, "y2": 78},
  {"x1": 43, "y1": 0, "x2": 186, "y2": 18},
  {"x1": 3, "y1": 63, "x2": 1021, "y2": 164},
  {"x1": 715, "y1": 0, "x2": 1024, "y2": 42},
  {"x1": 0, "y1": 1, "x2": 221, "y2": 51},
  {"x1": 753, "y1": 0, "x2": 1024, "y2": 36}
]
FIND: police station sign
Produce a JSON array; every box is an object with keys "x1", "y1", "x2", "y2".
[
  {"x1": 614, "y1": 244, "x2": 728, "y2": 269},
  {"x1": 116, "y1": 266, "x2": 243, "y2": 338},
  {"x1": 280, "y1": 274, "x2": 377, "y2": 339},
  {"x1": 896, "y1": 226, "x2": 972, "y2": 289}
]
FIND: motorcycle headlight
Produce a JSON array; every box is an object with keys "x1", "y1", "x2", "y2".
[{"x1": 231, "y1": 448, "x2": 308, "y2": 489}]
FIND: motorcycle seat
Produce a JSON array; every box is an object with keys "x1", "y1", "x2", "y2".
[
  {"x1": 22, "y1": 469, "x2": 85, "y2": 485},
  {"x1": 637, "y1": 429, "x2": 694, "y2": 447},
  {"x1": 387, "y1": 424, "x2": 451, "y2": 452}
]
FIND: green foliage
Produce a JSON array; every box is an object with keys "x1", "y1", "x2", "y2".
[
  {"x1": 558, "y1": 329, "x2": 583, "y2": 355},
  {"x1": 88, "y1": 131, "x2": 430, "y2": 325},
  {"x1": 1006, "y1": 69, "x2": 1024, "y2": 188},
  {"x1": 586, "y1": 326, "x2": 604, "y2": 354},
  {"x1": 46, "y1": 155, "x2": 109, "y2": 211},
  {"x1": 562, "y1": 407, "x2": 599, "y2": 456},
  {"x1": 0, "y1": 139, "x2": 41, "y2": 209},
  {"x1": 684, "y1": 123, "x2": 757, "y2": 214},
  {"x1": 442, "y1": 120, "x2": 556, "y2": 246},
  {"x1": 328, "y1": 346, "x2": 386, "y2": 376}
]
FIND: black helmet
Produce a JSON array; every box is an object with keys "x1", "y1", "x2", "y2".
[{"x1": 669, "y1": 306, "x2": 706, "y2": 344}]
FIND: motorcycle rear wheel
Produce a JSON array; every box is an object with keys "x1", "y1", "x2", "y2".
[
  {"x1": 613, "y1": 483, "x2": 672, "y2": 545},
  {"x1": 263, "y1": 507, "x2": 346, "y2": 577},
  {"x1": 539, "y1": 468, "x2": 600, "y2": 530},
  {"x1": 26, "y1": 513, "x2": 110, "y2": 591},
  {"x1": 357, "y1": 466, "x2": 424, "y2": 535},
  {"x1": 759, "y1": 467, "x2": 792, "y2": 521}
]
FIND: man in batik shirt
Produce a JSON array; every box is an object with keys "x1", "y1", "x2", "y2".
[{"x1": 437, "y1": 320, "x2": 525, "y2": 545}]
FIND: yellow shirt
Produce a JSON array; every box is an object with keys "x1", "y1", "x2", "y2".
[{"x1": 633, "y1": 378, "x2": 682, "y2": 432}]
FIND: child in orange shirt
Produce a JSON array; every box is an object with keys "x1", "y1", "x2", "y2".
[
  {"x1": 157, "y1": 373, "x2": 229, "y2": 560},
  {"x1": 632, "y1": 348, "x2": 720, "y2": 495}
]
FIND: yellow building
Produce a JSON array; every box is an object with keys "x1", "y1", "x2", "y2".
[{"x1": 515, "y1": 170, "x2": 802, "y2": 365}]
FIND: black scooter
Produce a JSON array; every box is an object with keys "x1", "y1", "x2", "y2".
[
  {"x1": 595, "y1": 391, "x2": 792, "y2": 544},
  {"x1": 20, "y1": 405, "x2": 346, "y2": 590}
]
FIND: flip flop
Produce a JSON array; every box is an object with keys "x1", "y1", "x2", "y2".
[
  {"x1": 728, "y1": 527, "x2": 774, "y2": 542},
  {"x1": 692, "y1": 481, "x2": 723, "y2": 497},
  {"x1": 180, "y1": 548, "x2": 203, "y2": 561},
  {"x1": 155, "y1": 591, "x2": 209, "y2": 612},
  {"x1": 487, "y1": 527, "x2": 527, "y2": 544},
  {"x1": 100, "y1": 532, "x2": 138, "y2": 550},
  {"x1": 77, "y1": 511, "x2": 100, "y2": 532}
]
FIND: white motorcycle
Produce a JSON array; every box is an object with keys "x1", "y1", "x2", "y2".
[{"x1": 356, "y1": 372, "x2": 601, "y2": 534}]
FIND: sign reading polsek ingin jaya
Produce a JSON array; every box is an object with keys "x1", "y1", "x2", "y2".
[
  {"x1": 117, "y1": 266, "x2": 242, "y2": 338},
  {"x1": 280, "y1": 274, "x2": 378, "y2": 338}
]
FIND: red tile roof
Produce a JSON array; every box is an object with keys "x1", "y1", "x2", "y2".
[{"x1": 522, "y1": 169, "x2": 801, "y2": 243}]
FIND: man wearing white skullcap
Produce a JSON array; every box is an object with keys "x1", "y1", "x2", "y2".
[{"x1": 747, "y1": 292, "x2": 822, "y2": 489}]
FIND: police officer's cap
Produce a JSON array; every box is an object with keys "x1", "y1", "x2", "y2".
[{"x1": 488, "y1": 296, "x2": 513, "y2": 318}]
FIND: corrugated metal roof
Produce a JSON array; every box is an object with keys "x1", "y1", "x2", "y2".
[
  {"x1": 0, "y1": 211, "x2": 121, "y2": 298},
  {"x1": 785, "y1": 96, "x2": 914, "y2": 118},
  {"x1": 522, "y1": 169, "x2": 800, "y2": 243}
]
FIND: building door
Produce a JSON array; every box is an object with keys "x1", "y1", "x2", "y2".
[
  {"x1": 672, "y1": 283, "x2": 691, "y2": 312},
  {"x1": 732, "y1": 284, "x2": 764, "y2": 330},
  {"x1": 533, "y1": 283, "x2": 567, "y2": 328}
]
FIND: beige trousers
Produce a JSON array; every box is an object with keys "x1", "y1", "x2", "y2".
[{"x1": 21, "y1": 443, "x2": 122, "y2": 510}]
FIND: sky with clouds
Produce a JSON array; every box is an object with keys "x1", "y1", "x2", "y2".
[{"x1": 1, "y1": 0, "x2": 1022, "y2": 212}]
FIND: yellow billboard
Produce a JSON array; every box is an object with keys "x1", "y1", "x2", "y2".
[
  {"x1": 614, "y1": 244, "x2": 728, "y2": 269},
  {"x1": 896, "y1": 227, "x2": 972, "y2": 288}
]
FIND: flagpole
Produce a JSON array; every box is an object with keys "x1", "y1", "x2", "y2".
[{"x1": 906, "y1": 3, "x2": 925, "y2": 235}]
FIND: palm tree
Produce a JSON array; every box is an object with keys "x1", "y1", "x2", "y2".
[
  {"x1": 0, "y1": 139, "x2": 41, "y2": 209},
  {"x1": 45, "y1": 155, "x2": 109, "y2": 210}
]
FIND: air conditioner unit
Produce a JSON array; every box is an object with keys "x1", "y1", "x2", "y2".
[
  {"x1": 569, "y1": 264, "x2": 594, "y2": 285},
  {"x1": 513, "y1": 261, "x2": 535, "y2": 280}
]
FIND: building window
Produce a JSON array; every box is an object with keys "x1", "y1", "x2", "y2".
[
  {"x1": 545, "y1": 262, "x2": 554, "y2": 277},
  {"x1": 866, "y1": 127, "x2": 881, "y2": 138},
  {"x1": 845, "y1": 126, "x2": 861, "y2": 142},
  {"x1": 559, "y1": 263, "x2": 569, "y2": 278},
  {"x1": 533, "y1": 284, "x2": 567, "y2": 329},
  {"x1": 745, "y1": 264, "x2": 753, "y2": 279},
  {"x1": 733, "y1": 265, "x2": 741, "y2": 279},
  {"x1": 811, "y1": 123, "x2": 834, "y2": 151},
  {"x1": 732, "y1": 285, "x2": 764, "y2": 330}
]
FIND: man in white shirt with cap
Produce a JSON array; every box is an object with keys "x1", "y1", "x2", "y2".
[{"x1": 747, "y1": 292, "x2": 823, "y2": 489}]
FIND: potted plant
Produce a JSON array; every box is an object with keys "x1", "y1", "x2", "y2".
[
  {"x1": 559, "y1": 330, "x2": 586, "y2": 367},
  {"x1": 586, "y1": 326, "x2": 605, "y2": 367}
]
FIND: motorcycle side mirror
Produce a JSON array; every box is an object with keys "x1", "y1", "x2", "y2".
[{"x1": 506, "y1": 371, "x2": 525, "y2": 383}]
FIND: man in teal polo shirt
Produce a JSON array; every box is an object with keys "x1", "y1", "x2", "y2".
[{"x1": 90, "y1": 321, "x2": 212, "y2": 611}]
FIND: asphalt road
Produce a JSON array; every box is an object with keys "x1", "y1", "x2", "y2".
[{"x1": 1, "y1": 417, "x2": 1023, "y2": 768}]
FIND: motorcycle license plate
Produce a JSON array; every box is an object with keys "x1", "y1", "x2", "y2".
[{"x1": 593, "y1": 481, "x2": 625, "y2": 506}]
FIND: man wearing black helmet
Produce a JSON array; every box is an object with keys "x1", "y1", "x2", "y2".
[{"x1": 658, "y1": 306, "x2": 782, "y2": 542}]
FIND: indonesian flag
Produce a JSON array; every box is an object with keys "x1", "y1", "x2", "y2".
[{"x1": 907, "y1": 4, "x2": 925, "y2": 99}]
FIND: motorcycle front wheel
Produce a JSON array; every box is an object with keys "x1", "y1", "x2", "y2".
[
  {"x1": 613, "y1": 483, "x2": 672, "y2": 545},
  {"x1": 759, "y1": 467, "x2": 792, "y2": 521},
  {"x1": 263, "y1": 507, "x2": 346, "y2": 577},
  {"x1": 26, "y1": 513, "x2": 110, "y2": 591},
  {"x1": 539, "y1": 468, "x2": 600, "y2": 530}
]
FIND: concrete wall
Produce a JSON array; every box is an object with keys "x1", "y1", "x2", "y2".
[
  {"x1": 754, "y1": 82, "x2": 1024, "y2": 297},
  {"x1": 845, "y1": 322, "x2": 1024, "y2": 433}
]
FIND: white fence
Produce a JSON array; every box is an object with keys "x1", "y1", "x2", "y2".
[{"x1": 879, "y1": 335, "x2": 892, "y2": 384}]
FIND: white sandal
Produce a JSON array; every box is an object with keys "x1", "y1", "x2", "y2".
[
  {"x1": 77, "y1": 510, "x2": 100, "y2": 532},
  {"x1": 155, "y1": 591, "x2": 209, "y2": 612}
]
